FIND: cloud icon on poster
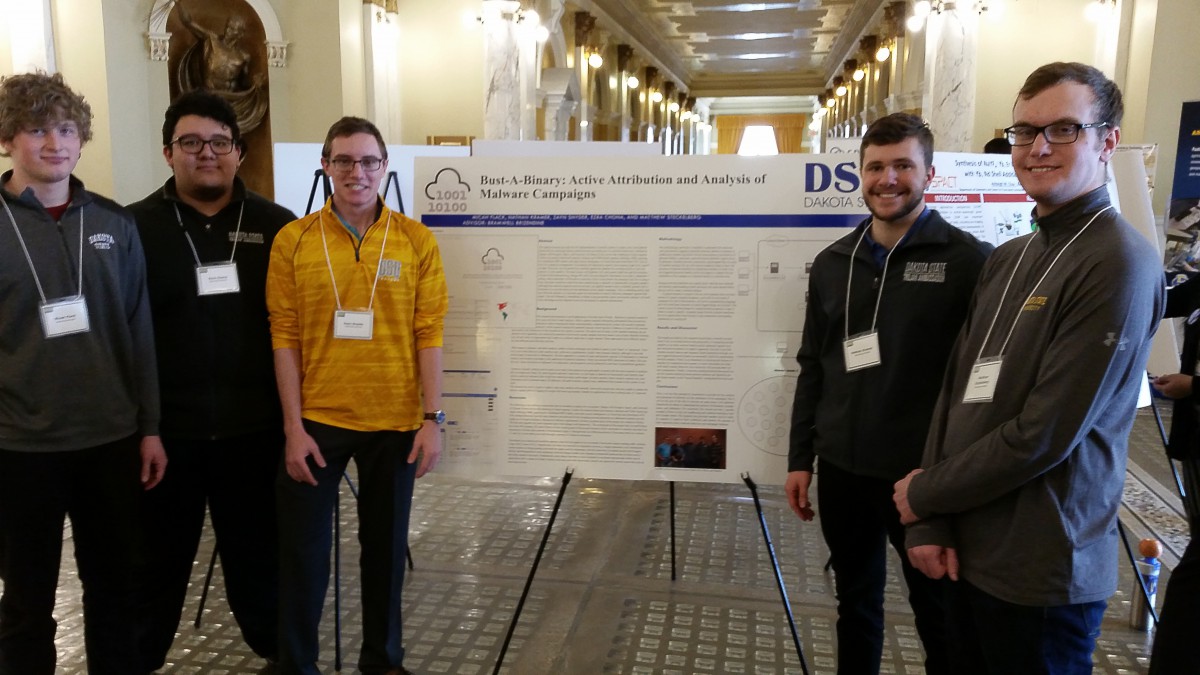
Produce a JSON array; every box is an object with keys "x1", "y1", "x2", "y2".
[{"x1": 426, "y1": 168, "x2": 471, "y2": 199}]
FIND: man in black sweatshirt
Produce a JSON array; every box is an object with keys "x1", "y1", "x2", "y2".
[
  {"x1": 787, "y1": 113, "x2": 991, "y2": 675},
  {"x1": 128, "y1": 90, "x2": 296, "y2": 673},
  {"x1": 895, "y1": 62, "x2": 1165, "y2": 674}
]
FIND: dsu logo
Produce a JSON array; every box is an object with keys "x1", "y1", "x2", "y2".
[
  {"x1": 378, "y1": 259, "x2": 402, "y2": 281},
  {"x1": 804, "y1": 162, "x2": 860, "y2": 194}
]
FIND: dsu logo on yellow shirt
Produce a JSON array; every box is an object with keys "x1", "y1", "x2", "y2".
[{"x1": 378, "y1": 259, "x2": 402, "y2": 281}]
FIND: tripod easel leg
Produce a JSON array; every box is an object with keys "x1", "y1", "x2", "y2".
[
  {"x1": 669, "y1": 480, "x2": 677, "y2": 581},
  {"x1": 741, "y1": 472, "x2": 811, "y2": 675},
  {"x1": 491, "y1": 468, "x2": 574, "y2": 675},
  {"x1": 194, "y1": 545, "x2": 219, "y2": 628}
]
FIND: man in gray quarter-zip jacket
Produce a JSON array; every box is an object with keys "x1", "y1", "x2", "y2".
[
  {"x1": 0, "y1": 72, "x2": 166, "y2": 675},
  {"x1": 893, "y1": 62, "x2": 1165, "y2": 675}
]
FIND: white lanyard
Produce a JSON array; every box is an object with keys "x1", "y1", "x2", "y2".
[
  {"x1": 173, "y1": 201, "x2": 244, "y2": 265},
  {"x1": 1, "y1": 192, "x2": 84, "y2": 303},
  {"x1": 319, "y1": 209, "x2": 391, "y2": 311},
  {"x1": 973, "y1": 205, "x2": 1112, "y2": 362},
  {"x1": 844, "y1": 222, "x2": 897, "y2": 340}
]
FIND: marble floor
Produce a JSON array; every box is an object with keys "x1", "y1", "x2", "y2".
[{"x1": 19, "y1": 407, "x2": 1188, "y2": 674}]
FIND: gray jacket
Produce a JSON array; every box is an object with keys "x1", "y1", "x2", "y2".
[
  {"x1": 0, "y1": 173, "x2": 160, "y2": 452},
  {"x1": 906, "y1": 187, "x2": 1164, "y2": 606}
]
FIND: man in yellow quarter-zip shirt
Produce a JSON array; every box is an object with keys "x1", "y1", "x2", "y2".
[{"x1": 266, "y1": 116, "x2": 448, "y2": 675}]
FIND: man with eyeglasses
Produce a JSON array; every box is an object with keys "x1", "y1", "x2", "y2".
[
  {"x1": 893, "y1": 62, "x2": 1164, "y2": 673},
  {"x1": 0, "y1": 72, "x2": 166, "y2": 674},
  {"x1": 128, "y1": 89, "x2": 296, "y2": 674},
  {"x1": 267, "y1": 116, "x2": 447, "y2": 675}
]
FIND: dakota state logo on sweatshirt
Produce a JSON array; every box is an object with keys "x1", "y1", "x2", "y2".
[{"x1": 902, "y1": 261, "x2": 946, "y2": 283}]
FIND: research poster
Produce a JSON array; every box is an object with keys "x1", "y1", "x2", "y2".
[{"x1": 412, "y1": 152, "x2": 1026, "y2": 484}]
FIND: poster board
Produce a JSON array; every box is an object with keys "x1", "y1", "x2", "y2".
[{"x1": 412, "y1": 152, "x2": 1028, "y2": 484}]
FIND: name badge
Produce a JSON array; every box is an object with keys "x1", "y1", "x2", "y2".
[
  {"x1": 843, "y1": 331, "x2": 882, "y2": 372},
  {"x1": 40, "y1": 295, "x2": 91, "y2": 338},
  {"x1": 334, "y1": 309, "x2": 374, "y2": 340},
  {"x1": 963, "y1": 357, "x2": 1003, "y2": 403},
  {"x1": 196, "y1": 262, "x2": 241, "y2": 296}
]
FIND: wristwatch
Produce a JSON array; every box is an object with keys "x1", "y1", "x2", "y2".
[{"x1": 424, "y1": 410, "x2": 446, "y2": 425}]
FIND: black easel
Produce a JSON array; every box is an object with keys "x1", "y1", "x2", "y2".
[
  {"x1": 305, "y1": 168, "x2": 333, "y2": 214},
  {"x1": 491, "y1": 468, "x2": 574, "y2": 675},
  {"x1": 741, "y1": 472, "x2": 811, "y2": 675},
  {"x1": 193, "y1": 546, "x2": 219, "y2": 628},
  {"x1": 668, "y1": 481, "x2": 677, "y2": 580},
  {"x1": 381, "y1": 170, "x2": 405, "y2": 215},
  {"x1": 1147, "y1": 377, "x2": 1188, "y2": 499}
]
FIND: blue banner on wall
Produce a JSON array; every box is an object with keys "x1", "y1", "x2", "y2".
[{"x1": 1166, "y1": 102, "x2": 1200, "y2": 273}]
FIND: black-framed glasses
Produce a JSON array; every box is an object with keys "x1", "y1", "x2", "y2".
[
  {"x1": 170, "y1": 135, "x2": 237, "y2": 155},
  {"x1": 1003, "y1": 122, "x2": 1109, "y2": 147},
  {"x1": 327, "y1": 157, "x2": 384, "y2": 172}
]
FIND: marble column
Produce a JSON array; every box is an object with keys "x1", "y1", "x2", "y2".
[
  {"x1": 617, "y1": 44, "x2": 634, "y2": 142},
  {"x1": 518, "y1": 19, "x2": 538, "y2": 140},
  {"x1": 539, "y1": 68, "x2": 579, "y2": 141},
  {"x1": 483, "y1": 1, "x2": 522, "y2": 140},
  {"x1": 922, "y1": 7, "x2": 977, "y2": 152}
]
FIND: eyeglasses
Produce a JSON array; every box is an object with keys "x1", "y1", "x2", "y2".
[
  {"x1": 1003, "y1": 122, "x2": 1109, "y2": 147},
  {"x1": 327, "y1": 157, "x2": 384, "y2": 172},
  {"x1": 170, "y1": 135, "x2": 237, "y2": 155}
]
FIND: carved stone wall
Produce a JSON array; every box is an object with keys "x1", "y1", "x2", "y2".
[{"x1": 167, "y1": 0, "x2": 274, "y2": 197}]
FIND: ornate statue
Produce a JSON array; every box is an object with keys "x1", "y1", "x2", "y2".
[{"x1": 175, "y1": 0, "x2": 268, "y2": 134}]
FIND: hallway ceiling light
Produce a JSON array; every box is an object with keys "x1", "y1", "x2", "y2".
[
  {"x1": 906, "y1": 14, "x2": 925, "y2": 32},
  {"x1": 852, "y1": 68, "x2": 866, "y2": 82},
  {"x1": 534, "y1": 25, "x2": 549, "y2": 43},
  {"x1": 718, "y1": 3, "x2": 796, "y2": 11},
  {"x1": 627, "y1": 75, "x2": 639, "y2": 89},
  {"x1": 731, "y1": 53, "x2": 792, "y2": 60},
  {"x1": 588, "y1": 52, "x2": 604, "y2": 68},
  {"x1": 835, "y1": 84, "x2": 848, "y2": 97},
  {"x1": 730, "y1": 32, "x2": 792, "y2": 40},
  {"x1": 651, "y1": 91, "x2": 664, "y2": 103},
  {"x1": 876, "y1": 44, "x2": 891, "y2": 62},
  {"x1": 913, "y1": 1, "x2": 932, "y2": 18},
  {"x1": 669, "y1": 101, "x2": 680, "y2": 112},
  {"x1": 580, "y1": 120, "x2": 589, "y2": 127}
]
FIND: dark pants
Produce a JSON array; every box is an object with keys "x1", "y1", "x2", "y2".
[
  {"x1": 0, "y1": 436, "x2": 142, "y2": 675},
  {"x1": 1149, "y1": 457, "x2": 1200, "y2": 675},
  {"x1": 277, "y1": 421, "x2": 417, "y2": 675},
  {"x1": 135, "y1": 431, "x2": 282, "y2": 671},
  {"x1": 946, "y1": 578, "x2": 1105, "y2": 675},
  {"x1": 816, "y1": 459, "x2": 949, "y2": 675}
]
